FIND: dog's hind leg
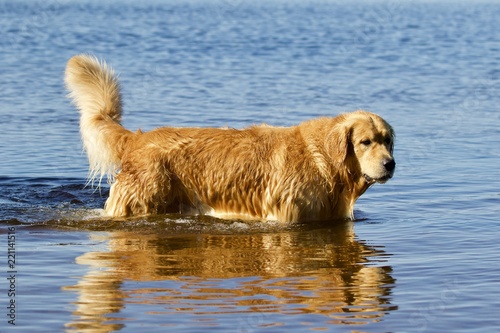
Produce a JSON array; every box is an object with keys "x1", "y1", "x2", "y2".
[{"x1": 104, "y1": 163, "x2": 175, "y2": 217}]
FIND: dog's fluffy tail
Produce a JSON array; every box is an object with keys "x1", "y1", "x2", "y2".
[{"x1": 65, "y1": 54, "x2": 132, "y2": 184}]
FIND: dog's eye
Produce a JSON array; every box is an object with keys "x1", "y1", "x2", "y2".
[
  {"x1": 361, "y1": 140, "x2": 371, "y2": 146},
  {"x1": 384, "y1": 137, "x2": 392, "y2": 145}
]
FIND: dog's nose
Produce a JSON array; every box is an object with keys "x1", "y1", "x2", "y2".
[{"x1": 384, "y1": 159, "x2": 396, "y2": 172}]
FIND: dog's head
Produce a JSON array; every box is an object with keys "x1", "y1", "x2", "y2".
[{"x1": 329, "y1": 111, "x2": 395, "y2": 184}]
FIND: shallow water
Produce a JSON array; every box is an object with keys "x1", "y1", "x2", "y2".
[{"x1": 1, "y1": 0, "x2": 500, "y2": 332}]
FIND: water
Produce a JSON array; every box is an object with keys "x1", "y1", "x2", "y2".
[{"x1": 1, "y1": 0, "x2": 500, "y2": 332}]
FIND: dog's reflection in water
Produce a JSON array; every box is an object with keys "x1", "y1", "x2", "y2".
[{"x1": 64, "y1": 222, "x2": 396, "y2": 332}]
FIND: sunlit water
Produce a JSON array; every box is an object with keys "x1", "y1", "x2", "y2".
[{"x1": 1, "y1": 0, "x2": 500, "y2": 332}]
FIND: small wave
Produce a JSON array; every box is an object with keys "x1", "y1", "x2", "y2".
[
  {"x1": 0, "y1": 177, "x2": 107, "y2": 225},
  {"x1": 47, "y1": 214, "x2": 290, "y2": 234}
]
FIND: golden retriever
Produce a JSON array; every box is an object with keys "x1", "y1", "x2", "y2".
[{"x1": 65, "y1": 54, "x2": 395, "y2": 222}]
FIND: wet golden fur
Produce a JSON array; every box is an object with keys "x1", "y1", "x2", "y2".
[{"x1": 65, "y1": 54, "x2": 395, "y2": 222}]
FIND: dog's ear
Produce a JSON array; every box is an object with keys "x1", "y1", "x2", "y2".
[
  {"x1": 325, "y1": 124, "x2": 351, "y2": 164},
  {"x1": 389, "y1": 125, "x2": 396, "y2": 154}
]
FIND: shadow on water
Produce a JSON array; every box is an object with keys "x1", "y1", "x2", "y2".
[{"x1": 0, "y1": 178, "x2": 397, "y2": 331}]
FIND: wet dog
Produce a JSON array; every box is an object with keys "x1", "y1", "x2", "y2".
[{"x1": 65, "y1": 54, "x2": 395, "y2": 222}]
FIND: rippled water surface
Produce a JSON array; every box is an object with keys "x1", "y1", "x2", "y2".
[{"x1": 1, "y1": 0, "x2": 500, "y2": 332}]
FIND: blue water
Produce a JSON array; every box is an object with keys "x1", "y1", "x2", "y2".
[{"x1": 1, "y1": 0, "x2": 500, "y2": 332}]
